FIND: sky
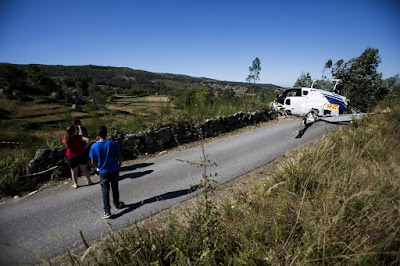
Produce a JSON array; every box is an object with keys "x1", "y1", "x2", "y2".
[{"x1": 0, "y1": 0, "x2": 399, "y2": 87}]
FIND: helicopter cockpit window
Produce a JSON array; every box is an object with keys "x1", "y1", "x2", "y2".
[
  {"x1": 303, "y1": 91, "x2": 309, "y2": 96},
  {"x1": 285, "y1": 99, "x2": 291, "y2": 105},
  {"x1": 284, "y1": 88, "x2": 302, "y2": 97}
]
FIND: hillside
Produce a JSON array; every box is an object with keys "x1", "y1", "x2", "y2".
[{"x1": 0, "y1": 63, "x2": 283, "y2": 97}]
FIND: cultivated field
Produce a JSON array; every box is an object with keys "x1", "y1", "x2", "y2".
[
  {"x1": 107, "y1": 95, "x2": 174, "y2": 116},
  {"x1": 0, "y1": 95, "x2": 174, "y2": 160}
]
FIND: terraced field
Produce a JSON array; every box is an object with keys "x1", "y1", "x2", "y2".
[
  {"x1": 0, "y1": 95, "x2": 174, "y2": 160},
  {"x1": 107, "y1": 95, "x2": 174, "y2": 116}
]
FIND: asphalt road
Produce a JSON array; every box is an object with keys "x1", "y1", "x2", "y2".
[{"x1": 0, "y1": 119, "x2": 339, "y2": 264}]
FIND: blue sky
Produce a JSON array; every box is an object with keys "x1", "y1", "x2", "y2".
[{"x1": 0, "y1": 0, "x2": 399, "y2": 87}]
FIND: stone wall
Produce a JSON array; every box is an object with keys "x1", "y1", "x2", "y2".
[{"x1": 26, "y1": 109, "x2": 275, "y2": 177}]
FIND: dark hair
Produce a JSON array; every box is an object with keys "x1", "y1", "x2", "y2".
[
  {"x1": 97, "y1": 126, "x2": 107, "y2": 138},
  {"x1": 73, "y1": 118, "x2": 81, "y2": 126},
  {"x1": 65, "y1": 125, "x2": 76, "y2": 147}
]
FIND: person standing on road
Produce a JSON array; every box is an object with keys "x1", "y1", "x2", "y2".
[
  {"x1": 73, "y1": 118, "x2": 97, "y2": 175},
  {"x1": 89, "y1": 126, "x2": 125, "y2": 219},
  {"x1": 62, "y1": 125, "x2": 93, "y2": 189}
]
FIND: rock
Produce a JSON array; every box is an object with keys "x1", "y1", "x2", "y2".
[
  {"x1": 145, "y1": 133, "x2": 154, "y2": 145},
  {"x1": 72, "y1": 95, "x2": 82, "y2": 105},
  {"x1": 154, "y1": 127, "x2": 172, "y2": 144},
  {"x1": 121, "y1": 134, "x2": 141, "y2": 159},
  {"x1": 35, "y1": 149, "x2": 51, "y2": 161},
  {"x1": 27, "y1": 149, "x2": 51, "y2": 174},
  {"x1": 51, "y1": 92, "x2": 63, "y2": 99},
  {"x1": 64, "y1": 87, "x2": 76, "y2": 95},
  {"x1": 12, "y1": 90, "x2": 25, "y2": 99},
  {"x1": 71, "y1": 104, "x2": 83, "y2": 112},
  {"x1": 0, "y1": 87, "x2": 12, "y2": 96},
  {"x1": 51, "y1": 146, "x2": 67, "y2": 164}
]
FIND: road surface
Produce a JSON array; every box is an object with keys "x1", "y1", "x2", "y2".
[{"x1": 0, "y1": 119, "x2": 338, "y2": 264}]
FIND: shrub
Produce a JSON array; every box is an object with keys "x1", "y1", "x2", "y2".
[{"x1": 0, "y1": 152, "x2": 31, "y2": 197}]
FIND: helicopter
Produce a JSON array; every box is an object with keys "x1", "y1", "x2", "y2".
[{"x1": 271, "y1": 79, "x2": 364, "y2": 137}]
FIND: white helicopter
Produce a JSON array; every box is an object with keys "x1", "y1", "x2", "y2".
[{"x1": 271, "y1": 79, "x2": 363, "y2": 137}]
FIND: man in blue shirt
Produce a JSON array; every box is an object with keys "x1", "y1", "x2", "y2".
[{"x1": 89, "y1": 126, "x2": 124, "y2": 218}]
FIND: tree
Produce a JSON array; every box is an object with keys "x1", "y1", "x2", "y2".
[
  {"x1": 174, "y1": 88, "x2": 195, "y2": 109},
  {"x1": 88, "y1": 83, "x2": 107, "y2": 109},
  {"x1": 329, "y1": 48, "x2": 391, "y2": 111},
  {"x1": 26, "y1": 64, "x2": 57, "y2": 93},
  {"x1": 218, "y1": 88, "x2": 235, "y2": 102},
  {"x1": 294, "y1": 72, "x2": 312, "y2": 87},
  {"x1": 323, "y1": 59, "x2": 333, "y2": 79},
  {"x1": 76, "y1": 78, "x2": 89, "y2": 96},
  {"x1": 195, "y1": 87, "x2": 213, "y2": 107},
  {"x1": 246, "y1": 57, "x2": 261, "y2": 103},
  {"x1": 0, "y1": 64, "x2": 27, "y2": 90}
]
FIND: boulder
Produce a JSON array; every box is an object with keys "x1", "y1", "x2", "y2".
[
  {"x1": 0, "y1": 87, "x2": 12, "y2": 96},
  {"x1": 72, "y1": 95, "x2": 82, "y2": 105},
  {"x1": 64, "y1": 87, "x2": 76, "y2": 95},
  {"x1": 51, "y1": 92, "x2": 63, "y2": 99},
  {"x1": 26, "y1": 149, "x2": 51, "y2": 174},
  {"x1": 121, "y1": 134, "x2": 141, "y2": 159},
  {"x1": 71, "y1": 104, "x2": 83, "y2": 112},
  {"x1": 12, "y1": 90, "x2": 25, "y2": 100},
  {"x1": 154, "y1": 127, "x2": 172, "y2": 145},
  {"x1": 144, "y1": 132, "x2": 154, "y2": 145}
]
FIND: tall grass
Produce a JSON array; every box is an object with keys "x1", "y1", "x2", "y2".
[
  {"x1": 182, "y1": 96, "x2": 269, "y2": 123},
  {"x1": 71, "y1": 98, "x2": 400, "y2": 265}
]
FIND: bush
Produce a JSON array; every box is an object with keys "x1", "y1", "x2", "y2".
[{"x1": 0, "y1": 152, "x2": 32, "y2": 197}]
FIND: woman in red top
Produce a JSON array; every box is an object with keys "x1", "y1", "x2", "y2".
[{"x1": 62, "y1": 125, "x2": 93, "y2": 188}]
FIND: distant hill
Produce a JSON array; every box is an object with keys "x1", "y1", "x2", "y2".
[
  {"x1": 0, "y1": 63, "x2": 283, "y2": 96},
  {"x1": 36, "y1": 64, "x2": 282, "y2": 91}
]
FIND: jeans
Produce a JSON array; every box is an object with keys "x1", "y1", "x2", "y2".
[{"x1": 99, "y1": 172, "x2": 120, "y2": 213}]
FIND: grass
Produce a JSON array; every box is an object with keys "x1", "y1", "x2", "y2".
[{"x1": 60, "y1": 97, "x2": 400, "y2": 265}]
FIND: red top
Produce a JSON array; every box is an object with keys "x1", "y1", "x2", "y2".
[{"x1": 62, "y1": 135, "x2": 85, "y2": 158}]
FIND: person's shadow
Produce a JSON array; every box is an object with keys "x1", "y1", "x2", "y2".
[
  {"x1": 119, "y1": 170, "x2": 154, "y2": 180},
  {"x1": 111, "y1": 184, "x2": 201, "y2": 219},
  {"x1": 119, "y1": 163, "x2": 154, "y2": 180},
  {"x1": 121, "y1": 163, "x2": 154, "y2": 172}
]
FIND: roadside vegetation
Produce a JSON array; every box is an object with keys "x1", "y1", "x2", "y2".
[{"x1": 64, "y1": 84, "x2": 400, "y2": 265}]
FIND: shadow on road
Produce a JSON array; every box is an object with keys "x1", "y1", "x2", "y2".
[
  {"x1": 111, "y1": 184, "x2": 200, "y2": 219},
  {"x1": 119, "y1": 163, "x2": 154, "y2": 180},
  {"x1": 121, "y1": 163, "x2": 154, "y2": 172},
  {"x1": 119, "y1": 170, "x2": 154, "y2": 180},
  {"x1": 295, "y1": 121, "x2": 316, "y2": 138}
]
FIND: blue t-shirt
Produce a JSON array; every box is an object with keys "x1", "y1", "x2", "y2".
[{"x1": 89, "y1": 140, "x2": 121, "y2": 174}]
